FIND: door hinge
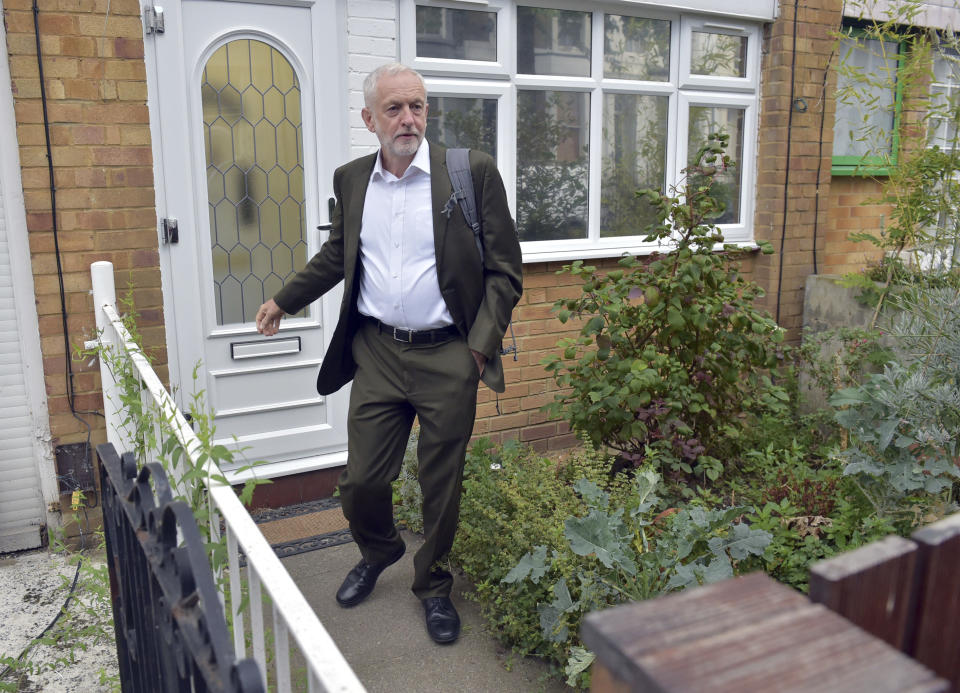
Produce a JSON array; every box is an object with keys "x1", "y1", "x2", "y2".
[
  {"x1": 161, "y1": 217, "x2": 179, "y2": 244},
  {"x1": 143, "y1": 5, "x2": 165, "y2": 34}
]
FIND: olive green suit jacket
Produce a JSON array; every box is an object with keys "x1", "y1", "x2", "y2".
[{"x1": 272, "y1": 142, "x2": 523, "y2": 394}]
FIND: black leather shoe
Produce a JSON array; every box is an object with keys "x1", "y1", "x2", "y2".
[
  {"x1": 422, "y1": 597, "x2": 460, "y2": 644},
  {"x1": 335, "y1": 544, "x2": 405, "y2": 608}
]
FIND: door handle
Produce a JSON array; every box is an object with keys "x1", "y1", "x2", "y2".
[{"x1": 316, "y1": 197, "x2": 335, "y2": 231}]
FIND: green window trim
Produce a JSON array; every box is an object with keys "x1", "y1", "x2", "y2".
[{"x1": 831, "y1": 25, "x2": 905, "y2": 178}]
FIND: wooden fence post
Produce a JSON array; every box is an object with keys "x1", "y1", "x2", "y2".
[
  {"x1": 808, "y1": 535, "x2": 918, "y2": 650},
  {"x1": 908, "y1": 513, "x2": 960, "y2": 689}
]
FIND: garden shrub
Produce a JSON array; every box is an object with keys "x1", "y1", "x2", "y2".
[
  {"x1": 452, "y1": 439, "x2": 769, "y2": 689},
  {"x1": 831, "y1": 285, "x2": 960, "y2": 521},
  {"x1": 542, "y1": 134, "x2": 787, "y2": 481},
  {"x1": 728, "y1": 442, "x2": 895, "y2": 591}
]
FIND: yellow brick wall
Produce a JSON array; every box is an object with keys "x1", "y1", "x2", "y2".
[{"x1": 4, "y1": 0, "x2": 163, "y2": 450}]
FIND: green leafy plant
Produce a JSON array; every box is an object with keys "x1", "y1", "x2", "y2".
[
  {"x1": 451, "y1": 439, "x2": 769, "y2": 690},
  {"x1": 543, "y1": 133, "x2": 786, "y2": 480},
  {"x1": 393, "y1": 427, "x2": 423, "y2": 534},
  {"x1": 503, "y1": 472, "x2": 769, "y2": 688}
]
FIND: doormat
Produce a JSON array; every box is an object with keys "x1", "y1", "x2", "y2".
[{"x1": 251, "y1": 497, "x2": 353, "y2": 559}]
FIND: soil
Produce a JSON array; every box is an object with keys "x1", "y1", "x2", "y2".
[{"x1": 0, "y1": 549, "x2": 118, "y2": 692}]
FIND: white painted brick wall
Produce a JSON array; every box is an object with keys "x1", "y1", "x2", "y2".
[{"x1": 346, "y1": 0, "x2": 399, "y2": 158}]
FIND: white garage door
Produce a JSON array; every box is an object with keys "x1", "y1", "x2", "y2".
[
  {"x1": 0, "y1": 11, "x2": 49, "y2": 553},
  {"x1": 0, "y1": 152, "x2": 45, "y2": 553}
]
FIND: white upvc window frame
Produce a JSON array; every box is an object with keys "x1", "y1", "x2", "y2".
[
  {"x1": 400, "y1": 0, "x2": 763, "y2": 262},
  {"x1": 677, "y1": 90, "x2": 758, "y2": 244}
]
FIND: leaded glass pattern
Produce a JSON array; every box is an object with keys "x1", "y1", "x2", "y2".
[{"x1": 201, "y1": 39, "x2": 308, "y2": 326}]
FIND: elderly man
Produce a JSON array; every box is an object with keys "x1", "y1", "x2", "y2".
[{"x1": 255, "y1": 63, "x2": 522, "y2": 644}]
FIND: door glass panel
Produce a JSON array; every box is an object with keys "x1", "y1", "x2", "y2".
[{"x1": 201, "y1": 39, "x2": 308, "y2": 326}]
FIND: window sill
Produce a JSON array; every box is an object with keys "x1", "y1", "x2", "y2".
[
  {"x1": 831, "y1": 165, "x2": 893, "y2": 177},
  {"x1": 521, "y1": 240, "x2": 759, "y2": 265}
]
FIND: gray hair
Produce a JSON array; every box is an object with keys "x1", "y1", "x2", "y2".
[{"x1": 362, "y1": 63, "x2": 427, "y2": 108}]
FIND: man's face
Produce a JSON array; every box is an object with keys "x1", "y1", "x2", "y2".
[{"x1": 362, "y1": 72, "x2": 428, "y2": 161}]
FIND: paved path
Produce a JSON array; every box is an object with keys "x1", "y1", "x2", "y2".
[{"x1": 281, "y1": 530, "x2": 569, "y2": 693}]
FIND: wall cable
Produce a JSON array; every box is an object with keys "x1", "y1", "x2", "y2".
[{"x1": 775, "y1": 0, "x2": 802, "y2": 324}]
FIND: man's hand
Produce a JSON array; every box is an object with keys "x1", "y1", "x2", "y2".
[
  {"x1": 470, "y1": 349, "x2": 486, "y2": 376},
  {"x1": 256, "y1": 299, "x2": 285, "y2": 336}
]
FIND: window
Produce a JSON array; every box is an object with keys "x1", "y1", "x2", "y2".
[
  {"x1": 401, "y1": 1, "x2": 762, "y2": 261},
  {"x1": 929, "y1": 47, "x2": 960, "y2": 151},
  {"x1": 832, "y1": 25, "x2": 903, "y2": 176}
]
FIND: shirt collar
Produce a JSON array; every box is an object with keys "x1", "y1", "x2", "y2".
[{"x1": 371, "y1": 139, "x2": 431, "y2": 182}]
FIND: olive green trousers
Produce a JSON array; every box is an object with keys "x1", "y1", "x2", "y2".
[{"x1": 337, "y1": 320, "x2": 480, "y2": 599}]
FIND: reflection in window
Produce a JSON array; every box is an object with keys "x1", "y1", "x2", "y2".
[
  {"x1": 604, "y1": 15, "x2": 670, "y2": 81},
  {"x1": 427, "y1": 96, "x2": 497, "y2": 158},
  {"x1": 516, "y1": 90, "x2": 590, "y2": 241},
  {"x1": 601, "y1": 94, "x2": 668, "y2": 237},
  {"x1": 517, "y1": 7, "x2": 591, "y2": 77},
  {"x1": 691, "y1": 31, "x2": 747, "y2": 78},
  {"x1": 202, "y1": 39, "x2": 307, "y2": 325},
  {"x1": 688, "y1": 106, "x2": 744, "y2": 225},
  {"x1": 833, "y1": 32, "x2": 898, "y2": 160},
  {"x1": 416, "y1": 6, "x2": 497, "y2": 61}
]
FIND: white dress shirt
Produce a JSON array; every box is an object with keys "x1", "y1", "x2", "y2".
[{"x1": 356, "y1": 140, "x2": 454, "y2": 331}]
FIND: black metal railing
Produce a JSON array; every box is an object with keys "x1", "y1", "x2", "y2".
[{"x1": 98, "y1": 442, "x2": 264, "y2": 693}]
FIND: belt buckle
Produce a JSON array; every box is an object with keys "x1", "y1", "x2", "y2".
[{"x1": 393, "y1": 326, "x2": 413, "y2": 343}]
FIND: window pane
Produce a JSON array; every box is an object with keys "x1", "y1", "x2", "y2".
[
  {"x1": 834, "y1": 35, "x2": 898, "y2": 159},
  {"x1": 604, "y1": 15, "x2": 670, "y2": 81},
  {"x1": 688, "y1": 106, "x2": 744, "y2": 225},
  {"x1": 691, "y1": 31, "x2": 747, "y2": 78},
  {"x1": 516, "y1": 90, "x2": 590, "y2": 241},
  {"x1": 416, "y1": 6, "x2": 497, "y2": 62},
  {"x1": 427, "y1": 96, "x2": 497, "y2": 159},
  {"x1": 517, "y1": 7, "x2": 590, "y2": 77},
  {"x1": 202, "y1": 39, "x2": 307, "y2": 325},
  {"x1": 929, "y1": 49, "x2": 960, "y2": 150},
  {"x1": 601, "y1": 94, "x2": 668, "y2": 237}
]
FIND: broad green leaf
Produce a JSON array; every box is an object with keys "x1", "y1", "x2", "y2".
[
  {"x1": 707, "y1": 523, "x2": 772, "y2": 560},
  {"x1": 565, "y1": 509, "x2": 637, "y2": 575},
  {"x1": 573, "y1": 479, "x2": 609, "y2": 509},
  {"x1": 502, "y1": 545, "x2": 550, "y2": 584},
  {"x1": 565, "y1": 648, "x2": 596, "y2": 687},
  {"x1": 630, "y1": 469, "x2": 661, "y2": 517}
]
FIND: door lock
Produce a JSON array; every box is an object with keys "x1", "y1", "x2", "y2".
[{"x1": 161, "y1": 218, "x2": 179, "y2": 244}]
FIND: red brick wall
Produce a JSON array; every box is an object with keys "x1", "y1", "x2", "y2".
[
  {"x1": 752, "y1": 0, "x2": 843, "y2": 334},
  {"x1": 823, "y1": 177, "x2": 888, "y2": 275},
  {"x1": 4, "y1": 0, "x2": 163, "y2": 451}
]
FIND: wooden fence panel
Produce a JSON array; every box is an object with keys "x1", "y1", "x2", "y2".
[
  {"x1": 808, "y1": 535, "x2": 918, "y2": 650},
  {"x1": 909, "y1": 513, "x2": 960, "y2": 692}
]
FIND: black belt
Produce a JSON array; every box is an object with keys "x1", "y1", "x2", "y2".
[{"x1": 363, "y1": 316, "x2": 459, "y2": 344}]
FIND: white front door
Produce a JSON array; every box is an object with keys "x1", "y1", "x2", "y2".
[{"x1": 146, "y1": 0, "x2": 349, "y2": 478}]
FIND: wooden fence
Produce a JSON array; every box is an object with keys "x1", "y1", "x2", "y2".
[{"x1": 583, "y1": 512, "x2": 960, "y2": 692}]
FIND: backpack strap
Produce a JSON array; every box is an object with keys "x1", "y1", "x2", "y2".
[
  {"x1": 445, "y1": 147, "x2": 519, "y2": 370},
  {"x1": 446, "y1": 148, "x2": 484, "y2": 264}
]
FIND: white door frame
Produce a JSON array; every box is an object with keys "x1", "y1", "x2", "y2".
[
  {"x1": 0, "y1": 0, "x2": 60, "y2": 538},
  {"x1": 143, "y1": 0, "x2": 353, "y2": 481}
]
